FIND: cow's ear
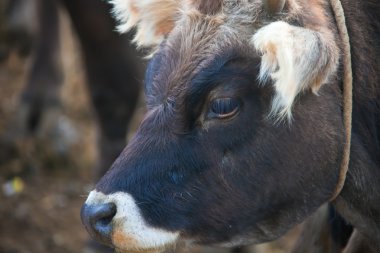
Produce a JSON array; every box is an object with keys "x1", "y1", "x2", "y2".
[
  {"x1": 109, "y1": 0, "x2": 181, "y2": 47},
  {"x1": 251, "y1": 21, "x2": 339, "y2": 121}
]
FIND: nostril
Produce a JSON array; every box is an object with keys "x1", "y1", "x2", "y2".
[
  {"x1": 90, "y1": 202, "x2": 117, "y2": 225},
  {"x1": 81, "y1": 202, "x2": 117, "y2": 246}
]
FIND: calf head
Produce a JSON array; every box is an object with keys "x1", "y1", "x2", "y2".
[{"x1": 82, "y1": 0, "x2": 345, "y2": 252}]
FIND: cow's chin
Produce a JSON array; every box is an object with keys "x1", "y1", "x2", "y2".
[
  {"x1": 114, "y1": 248, "x2": 167, "y2": 253},
  {"x1": 113, "y1": 245, "x2": 169, "y2": 253},
  {"x1": 114, "y1": 248, "x2": 161, "y2": 253},
  {"x1": 110, "y1": 228, "x2": 178, "y2": 253},
  {"x1": 111, "y1": 232, "x2": 176, "y2": 253}
]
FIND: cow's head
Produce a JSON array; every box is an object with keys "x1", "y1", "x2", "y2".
[{"x1": 81, "y1": 0, "x2": 345, "y2": 252}]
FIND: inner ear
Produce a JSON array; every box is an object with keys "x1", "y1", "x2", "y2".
[{"x1": 188, "y1": 0, "x2": 223, "y2": 15}]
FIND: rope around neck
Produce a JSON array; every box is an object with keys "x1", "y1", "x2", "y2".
[{"x1": 329, "y1": 0, "x2": 353, "y2": 201}]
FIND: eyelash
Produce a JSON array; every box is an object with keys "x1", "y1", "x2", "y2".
[{"x1": 209, "y1": 98, "x2": 240, "y2": 119}]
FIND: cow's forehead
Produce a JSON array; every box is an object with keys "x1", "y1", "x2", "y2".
[{"x1": 148, "y1": 8, "x2": 258, "y2": 99}]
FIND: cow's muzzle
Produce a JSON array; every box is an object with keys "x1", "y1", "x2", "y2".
[
  {"x1": 81, "y1": 190, "x2": 180, "y2": 252},
  {"x1": 81, "y1": 202, "x2": 117, "y2": 246}
]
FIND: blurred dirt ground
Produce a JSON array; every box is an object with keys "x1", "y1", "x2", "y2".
[
  {"x1": 0, "y1": 9, "x2": 96, "y2": 253},
  {"x1": 0, "y1": 9, "x2": 300, "y2": 253}
]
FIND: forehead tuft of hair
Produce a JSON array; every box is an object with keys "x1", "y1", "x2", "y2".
[
  {"x1": 147, "y1": 12, "x2": 232, "y2": 100},
  {"x1": 109, "y1": 0, "x2": 181, "y2": 47}
]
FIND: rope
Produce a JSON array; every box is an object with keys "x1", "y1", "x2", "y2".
[{"x1": 329, "y1": 0, "x2": 353, "y2": 201}]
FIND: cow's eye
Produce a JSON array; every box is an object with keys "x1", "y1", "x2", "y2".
[{"x1": 209, "y1": 98, "x2": 240, "y2": 119}]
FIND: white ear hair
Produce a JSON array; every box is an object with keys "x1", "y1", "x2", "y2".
[
  {"x1": 252, "y1": 21, "x2": 338, "y2": 121},
  {"x1": 109, "y1": 0, "x2": 180, "y2": 47}
]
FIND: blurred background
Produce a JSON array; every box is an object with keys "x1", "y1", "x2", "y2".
[{"x1": 0, "y1": 1, "x2": 299, "y2": 252}]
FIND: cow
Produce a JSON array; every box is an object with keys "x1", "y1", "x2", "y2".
[{"x1": 81, "y1": 0, "x2": 380, "y2": 252}]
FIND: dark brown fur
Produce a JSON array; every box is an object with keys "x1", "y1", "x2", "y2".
[{"x1": 191, "y1": 0, "x2": 223, "y2": 15}]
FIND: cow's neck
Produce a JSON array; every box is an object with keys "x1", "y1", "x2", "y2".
[
  {"x1": 333, "y1": 0, "x2": 380, "y2": 249},
  {"x1": 345, "y1": 0, "x2": 380, "y2": 150}
]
